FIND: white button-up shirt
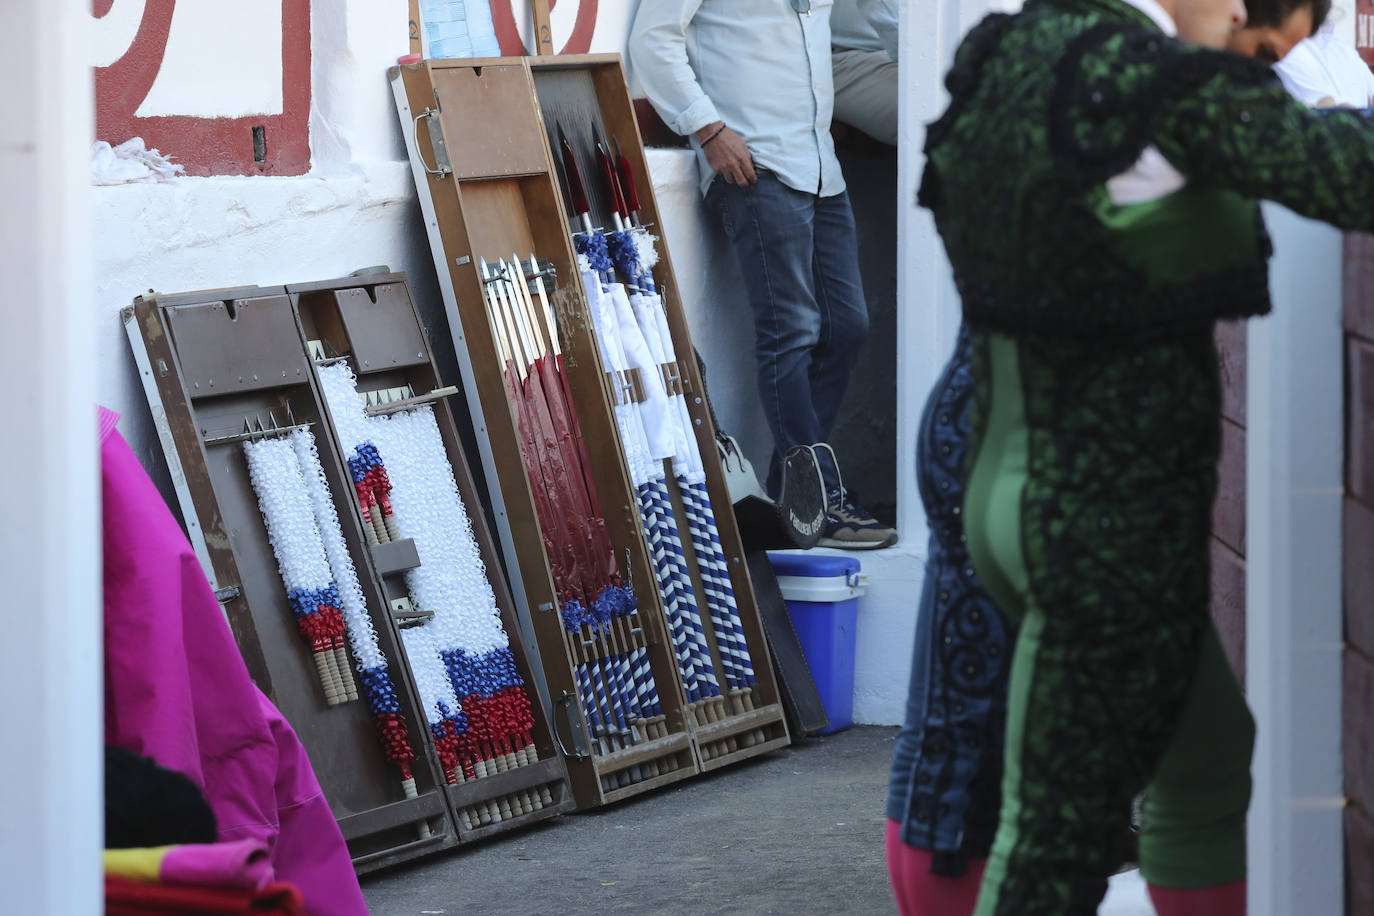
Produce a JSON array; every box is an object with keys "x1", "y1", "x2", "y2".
[
  {"x1": 1105, "y1": 0, "x2": 1187, "y2": 205},
  {"x1": 628, "y1": 0, "x2": 846, "y2": 198},
  {"x1": 831, "y1": 0, "x2": 898, "y2": 61}
]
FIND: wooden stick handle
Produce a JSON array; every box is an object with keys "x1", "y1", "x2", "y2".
[
  {"x1": 312, "y1": 650, "x2": 342, "y2": 705},
  {"x1": 335, "y1": 645, "x2": 359, "y2": 702},
  {"x1": 486, "y1": 751, "x2": 516, "y2": 821},
  {"x1": 531, "y1": 0, "x2": 554, "y2": 56},
  {"x1": 401, "y1": 776, "x2": 433, "y2": 839},
  {"x1": 524, "y1": 743, "x2": 554, "y2": 806},
  {"x1": 325, "y1": 645, "x2": 348, "y2": 705},
  {"x1": 450, "y1": 767, "x2": 477, "y2": 831},
  {"x1": 360, "y1": 506, "x2": 380, "y2": 545}
]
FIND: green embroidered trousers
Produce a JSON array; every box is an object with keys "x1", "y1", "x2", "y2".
[{"x1": 963, "y1": 332, "x2": 1255, "y2": 915}]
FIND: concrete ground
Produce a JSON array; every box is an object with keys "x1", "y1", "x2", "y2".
[
  {"x1": 362, "y1": 726, "x2": 899, "y2": 916},
  {"x1": 360, "y1": 725, "x2": 1155, "y2": 916}
]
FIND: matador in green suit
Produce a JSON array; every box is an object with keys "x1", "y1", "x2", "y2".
[{"x1": 919, "y1": 0, "x2": 1374, "y2": 912}]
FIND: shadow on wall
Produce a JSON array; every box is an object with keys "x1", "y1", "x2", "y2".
[{"x1": 832, "y1": 140, "x2": 898, "y2": 526}]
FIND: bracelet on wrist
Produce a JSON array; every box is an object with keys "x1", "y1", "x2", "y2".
[{"x1": 701, "y1": 124, "x2": 726, "y2": 146}]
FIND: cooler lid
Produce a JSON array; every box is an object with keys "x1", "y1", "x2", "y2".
[
  {"x1": 766, "y1": 551, "x2": 860, "y2": 580},
  {"x1": 767, "y1": 551, "x2": 866, "y2": 602}
]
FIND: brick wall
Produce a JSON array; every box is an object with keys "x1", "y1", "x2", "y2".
[
  {"x1": 1344, "y1": 232, "x2": 1374, "y2": 916},
  {"x1": 1213, "y1": 319, "x2": 1247, "y2": 682}
]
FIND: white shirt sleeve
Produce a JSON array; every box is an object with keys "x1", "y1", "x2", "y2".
[
  {"x1": 1275, "y1": 33, "x2": 1374, "y2": 108},
  {"x1": 864, "y1": 0, "x2": 899, "y2": 62},
  {"x1": 1275, "y1": 45, "x2": 1340, "y2": 106},
  {"x1": 627, "y1": 0, "x2": 721, "y2": 138}
]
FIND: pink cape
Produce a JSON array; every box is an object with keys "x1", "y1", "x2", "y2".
[
  {"x1": 160, "y1": 839, "x2": 275, "y2": 892},
  {"x1": 100, "y1": 408, "x2": 369, "y2": 916}
]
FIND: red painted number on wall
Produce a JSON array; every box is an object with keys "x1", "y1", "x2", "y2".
[
  {"x1": 1360, "y1": 0, "x2": 1374, "y2": 68},
  {"x1": 489, "y1": 0, "x2": 599, "y2": 56}
]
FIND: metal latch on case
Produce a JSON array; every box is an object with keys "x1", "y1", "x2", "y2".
[{"x1": 390, "y1": 596, "x2": 436, "y2": 628}]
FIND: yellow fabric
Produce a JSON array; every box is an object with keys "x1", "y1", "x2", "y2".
[{"x1": 104, "y1": 846, "x2": 174, "y2": 883}]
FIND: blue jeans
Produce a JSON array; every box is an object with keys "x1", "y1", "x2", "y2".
[{"x1": 706, "y1": 171, "x2": 869, "y2": 495}]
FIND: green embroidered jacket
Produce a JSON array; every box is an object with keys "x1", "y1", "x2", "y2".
[
  {"x1": 921, "y1": 0, "x2": 1374, "y2": 340},
  {"x1": 917, "y1": 5, "x2": 1374, "y2": 912}
]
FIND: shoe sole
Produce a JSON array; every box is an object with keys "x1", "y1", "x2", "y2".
[{"x1": 817, "y1": 533, "x2": 899, "y2": 550}]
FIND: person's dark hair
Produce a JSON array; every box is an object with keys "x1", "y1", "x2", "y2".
[
  {"x1": 1245, "y1": 0, "x2": 1330, "y2": 33},
  {"x1": 105, "y1": 745, "x2": 218, "y2": 849}
]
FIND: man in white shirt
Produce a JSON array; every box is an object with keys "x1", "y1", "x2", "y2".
[
  {"x1": 831, "y1": 0, "x2": 899, "y2": 144},
  {"x1": 629, "y1": 0, "x2": 898, "y2": 549},
  {"x1": 1274, "y1": 24, "x2": 1374, "y2": 107}
]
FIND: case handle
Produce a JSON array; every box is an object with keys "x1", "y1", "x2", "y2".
[
  {"x1": 413, "y1": 90, "x2": 452, "y2": 179},
  {"x1": 552, "y1": 691, "x2": 592, "y2": 761}
]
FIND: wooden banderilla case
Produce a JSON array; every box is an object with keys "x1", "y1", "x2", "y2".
[
  {"x1": 390, "y1": 53, "x2": 790, "y2": 809},
  {"x1": 124, "y1": 272, "x2": 574, "y2": 871}
]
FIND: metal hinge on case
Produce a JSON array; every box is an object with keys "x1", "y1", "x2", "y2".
[
  {"x1": 414, "y1": 90, "x2": 452, "y2": 179},
  {"x1": 390, "y1": 596, "x2": 436, "y2": 628}
]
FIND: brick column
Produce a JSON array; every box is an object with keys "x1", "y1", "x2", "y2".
[
  {"x1": 1213, "y1": 320, "x2": 1247, "y2": 682},
  {"x1": 1344, "y1": 231, "x2": 1374, "y2": 916}
]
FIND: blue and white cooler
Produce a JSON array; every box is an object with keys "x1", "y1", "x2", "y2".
[{"x1": 767, "y1": 552, "x2": 868, "y2": 735}]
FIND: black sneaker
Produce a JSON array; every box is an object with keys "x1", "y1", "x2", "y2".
[{"x1": 820, "y1": 488, "x2": 899, "y2": 550}]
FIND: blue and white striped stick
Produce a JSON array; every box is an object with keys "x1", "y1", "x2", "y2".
[
  {"x1": 611, "y1": 232, "x2": 764, "y2": 737},
  {"x1": 682, "y1": 481, "x2": 755, "y2": 686},
  {"x1": 646, "y1": 479, "x2": 719, "y2": 699}
]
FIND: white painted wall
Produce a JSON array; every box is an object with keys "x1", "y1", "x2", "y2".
[
  {"x1": 849, "y1": 0, "x2": 1022, "y2": 726},
  {"x1": 90, "y1": 0, "x2": 962, "y2": 732},
  {"x1": 1246, "y1": 208, "x2": 1345, "y2": 916},
  {"x1": 506, "y1": 0, "x2": 638, "y2": 55},
  {"x1": 1331, "y1": 0, "x2": 1358, "y2": 49},
  {"x1": 90, "y1": 0, "x2": 151, "y2": 68},
  {"x1": 2, "y1": 1, "x2": 101, "y2": 913},
  {"x1": 137, "y1": 2, "x2": 286, "y2": 117},
  {"x1": 96, "y1": 1, "x2": 437, "y2": 489}
]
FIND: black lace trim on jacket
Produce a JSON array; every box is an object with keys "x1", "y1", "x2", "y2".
[
  {"x1": 918, "y1": 12, "x2": 1015, "y2": 210},
  {"x1": 1048, "y1": 27, "x2": 1279, "y2": 193},
  {"x1": 958, "y1": 257, "x2": 1272, "y2": 343}
]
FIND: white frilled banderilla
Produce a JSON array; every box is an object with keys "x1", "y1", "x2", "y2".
[
  {"x1": 601, "y1": 228, "x2": 765, "y2": 750},
  {"x1": 577, "y1": 235, "x2": 760, "y2": 756},
  {"x1": 602, "y1": 134, "x2": 760, "y2": 717},
  {"x1": 317, "y1": 361, "x2": 551, "y2": 825},
  {"x1": 241, "y1": 427, "x2": 424, "y2": 807}
]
